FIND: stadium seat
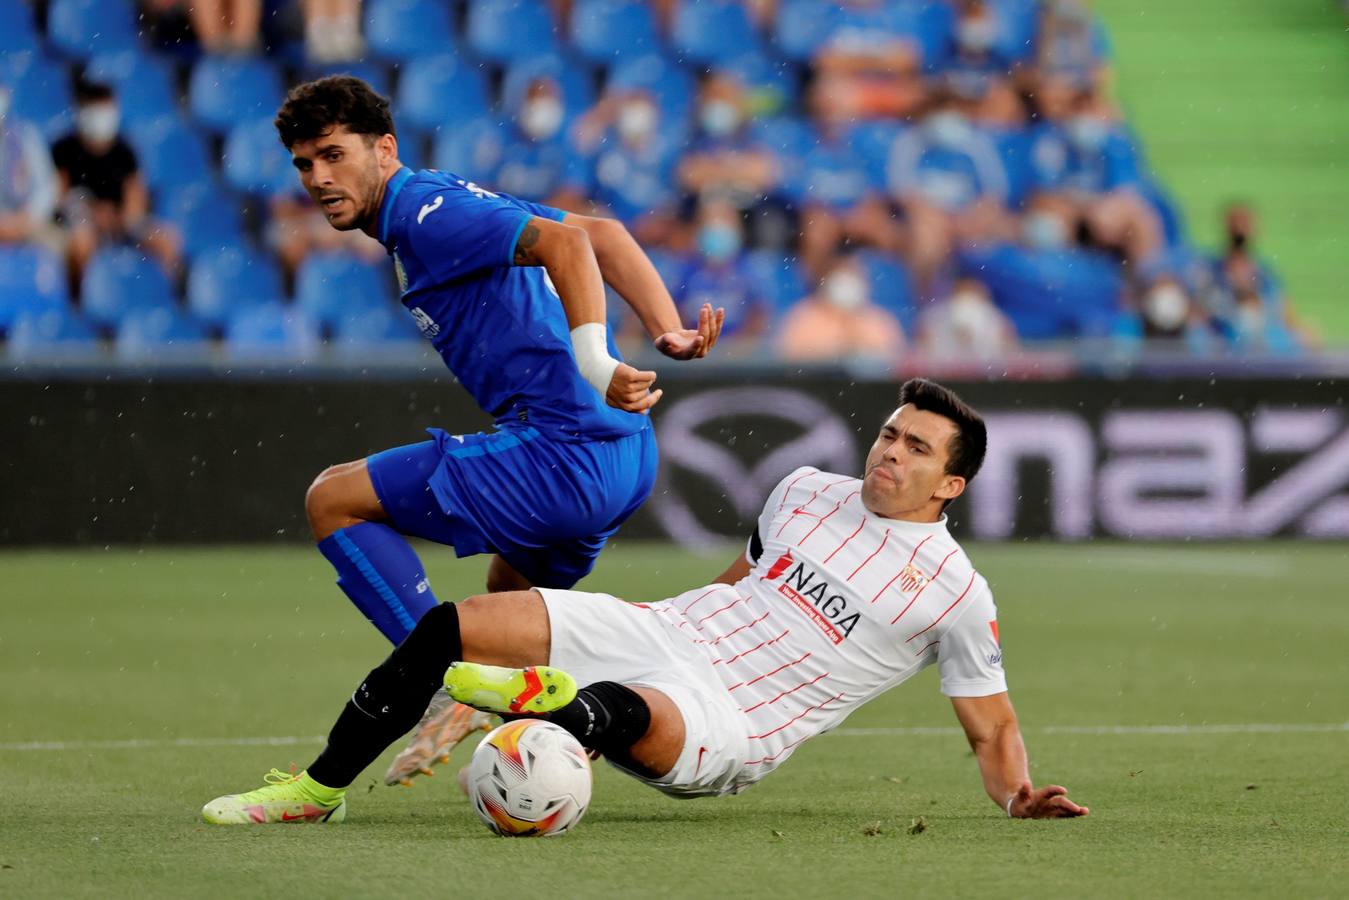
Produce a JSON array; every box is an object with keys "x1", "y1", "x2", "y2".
[
  {"x1": 0, "y1": 2, "x2": 39, "y2": 55},
  {"x1": 303, "y1": 60, "x2": 393, "y2": 97},
  {"x1": 186, "y1": 246, "x2": 286, "y2": 330},
  {"x1": 47, "y1": 0, "x2": 140, "y2": 59},
  {"x1": 365, "y1": 0, "x2": 456, "y2": 61},
  {"x1": 743, "y1": 250, "x2": 807, "y2": 313},
  {"x1": 774, "y1": 0, "x2": 835, "y2": 62},
  {"x1": 128, "y1": 117, "x2": 215, "y2": 195},
  {"x1": 114, "y1": 306, "x2": 209, "y2": 360},
  {"x1": 721, "y1": 52, "x2": 798, "y2": 114},
  {"x1": 857, "y1": 250, "x2": 917, "y2": 329},
  {"x1": 850, "y1": 120, "x2": 906, "y2": 187},
  {"x1": 750, "y1": 116, "x2": 816, "y2": 159},
  {"x1": 431, "y1": 116, "x2": 506, "y2": 175},
  {"x1": 158, "y1": 181, "x2": 247, "y2": 260},
  {"x1": 0, "y1": 245, "x2": 68, "y2": 335},
  {"x1": 330, "y1": 304, "x2": 423, "y2": 348},
  {"x1": 84, "y1": 52, "x2": 180, "y2": 126},
  {"x1": 502, "y1": 54, "x2": 595, "y2": 118},
  {"x1": 569, "y1": 0, "x2": 660, "y2": 65},
  {"x1": 466, "y1": 0, "x2": 560, "y2": 64},
  {"x1": 395, "y1": 55, "x2": 492, "y2": 135},
  {"x1": 7, "y1": 307, "x2": 99, "y2": 356},
  {"x1": 8, "y1": 55, "x2": 74, "y2": 141},
  {"x1": 222, "y1": 118, "x2": 296, "y2": 196},
  {"x1": 188, "y1": 56, "x2": 285, "y2": 134},
  {"x1": 671, "y1": 0, "x2": 761, "y2": 65},
  {"x1": 607, "y1": 54, "x2": 696, "y2": 122},
  {"x1": 294, "y1": 252, "x2": 393, "y2": 331},
  {"x1": 80, "y1": 247, "x2": 177, "y2": 331},
  {"x1": 223, "y1": 302, "x2": 321, "y2": 361}
]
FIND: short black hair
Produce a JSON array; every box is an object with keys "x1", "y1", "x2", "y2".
[
  {"x1": 897, "y1": 378, "x2": 986, "y2": 484},
  {"x1": 274, "y1": 75, "x2": 395, "y2": 149},
  {"x1": 75, "y1": 79, "x2": 115, "y2": 105}
]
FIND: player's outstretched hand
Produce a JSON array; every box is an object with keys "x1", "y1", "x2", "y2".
[
  {"x1": 606, "y1": 363, "x2": 662, "y2": 414},
  {"x1": 654, "y1": 303, "x2": 725, "y2": 360},
  {"x1": 1008, "y1": 782, "x2": 1089, "y2": 819}
]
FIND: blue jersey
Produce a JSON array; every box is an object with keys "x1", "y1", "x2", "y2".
[{"x1": 376, "y1": 166, "x2": 647, "y2": 442}]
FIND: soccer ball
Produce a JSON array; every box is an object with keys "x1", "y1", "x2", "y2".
[{"x1": 466, "y1": 719, "x2": 592, "y2": 837}]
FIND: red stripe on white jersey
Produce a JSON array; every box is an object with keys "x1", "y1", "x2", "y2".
[
  {"x1": 823, "y1": 519, "x2": 866, "y2": 564},
  {"x1": 889, "y1": 548, "x2": 959, "y2": 624},
  {"x1": 680, "y1": 587, "x2": 723, "y2": 616},
  {"x1": 694, "y1": 594, "x2": 749, "y2": 629},
  {"x1": 748, "y1": 691, "x2": 846, "y2": 740},
  {"x1": 742, "y1": 672, "x2": 830, "y2": 713},
  {"x1": 744, "y1": 733, "x2": 812, "y2": 766},
  {"x1": 727, "y1": 651, "x2": 811, "y2": 692},
  {"x1": 906, "y1": 571, "x2": 979, "y2": 643},
  {"x1": 797, "y1": 491, "x2": 859, "y2": 545},
  {"x1": 847, "y1": 529, "x2": 890, "y2": 582},
  {"x1": 708, "y1": 610, "x2": 772, "y2": 646},
  {"x1": 774, "y1": 470, "x2": 817, "y2": 515},
  {"x1": 870, "y1": 534, "x2": 933, "y2": 603},
  {"x1": 713, "y1": 627, "x2": 790, "y2": 667}
]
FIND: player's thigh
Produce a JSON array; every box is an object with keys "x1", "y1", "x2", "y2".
[
  {"x1": 305, "y1": 457, "x2": 387, "y2": 538},
  {"x1": 457, "y1": 590, "x2": 552, "y2": 667}
]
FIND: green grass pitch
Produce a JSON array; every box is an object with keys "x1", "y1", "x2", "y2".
[{"x1": 2, "y1": 541, "x2": 1346, "y2": 898}]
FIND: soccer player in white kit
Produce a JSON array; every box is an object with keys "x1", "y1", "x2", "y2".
[{"x1": 203, "y1": 379, "x2": 1087, "y2": 824}]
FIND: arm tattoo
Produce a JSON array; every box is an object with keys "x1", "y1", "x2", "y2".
[{"x1": 513, "y1": 222, "x2": 542, "y2": 266}]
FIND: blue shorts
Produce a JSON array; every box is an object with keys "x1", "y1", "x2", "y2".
[{"x1": 366, "y1": 424, "x2": 657, "y2": 589}]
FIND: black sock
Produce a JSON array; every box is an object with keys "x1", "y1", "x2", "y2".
[
  {"x1": 546, "y1": 681, "x2": 651, "y2": 760},
  {"x1": 307, "y1": 602, "x2": 462, "y2": 788}
]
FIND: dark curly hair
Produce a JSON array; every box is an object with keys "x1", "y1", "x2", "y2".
[
  {"x1": 274, "y1": 75, "x2": 395, "y2": 149},
  {"x1": 897, "y1": 378, "x2": 987, "y2": 483}
]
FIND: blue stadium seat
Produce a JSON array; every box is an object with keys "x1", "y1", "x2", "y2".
[
  {"x1": 114, "y1": 306, "x2": 209, "y2": 360},
  {"x1": 857, "y1": 250, "x2": 917, "y2": 329},
  {"x1": 850, "y1": 120, "x2": 906, "y2": 187},
  {"x1": 80, "y1": 247, "x2": 176, "y2": 330},
  {"x1": 743, "y1": 250, "x2": 807, "y2": 313},
  {"x1": 775, "y1": 0, "x2": 834, "y2": 62},
  {"x1": 303, "y1": 60, "x2": 393, "y2": 97},
  {"x1": 720, "y1": 52, "x2": 798, "y2": 114},
  {"x1": 48, "y1": 0, "x2": 140, "y2": 59},
  {"x1": 294, "y1": 252, "x2": 393, "y2": 330},
  {"x1": 223, "y1": 302, "x2": 321, "y2": 361},
  {"x1": 0, "y1": 245, "x2": 68, "y2": 334},
  {"x1": 8, "y1": 55, "x2": 74, "y2": 141},
  {"x1": 365, "y1": 0, "x2": 456, "y2": 61},
  {"x1": 84, "y1": 52, "x2": 179, "y2": 126},
  {"x1": 466, "y1": 0, "x2": 559, "y2": 64},
  {"x1": 157, "y1": 181, "x2": 246, "y2": 259},
  {"x1": 188, "y1": 56, "x2": 285, "y2": 134},
  {"x1": 128, "y1": 117, "x2": 215, "y2": 195},
  {"x1": 223, "y1": 117, "x2": 295, "y2": 196},
  {"x1": 395, "y1": 55, "x2": 492, "y2": 135},
  {"x1": 330, "y1": 304, "x2": 423, "y2": 348},
  {"x1": 671, "y1": 0, "x2": 761, "y2": 65},
  {"x1": 569, "y1": 0, "x2": 659, "y2": 64},
  {"x1": 750, "y1": 115, "x2": 815, "y2": 158},
  {"x1": 502, "y1": 54, "x2": 595, "y2": 118},
  {"x1": 607, "y1": 54, "x2": 696, "y2": 122},
  {"x1": 186, "y1": 246, "x2": 285, "y2": 330},
  {"x1": 7, "y1": 307, "x2": 99, "y2": 355},
  {"x1": 431, "y1": 116, "x2": 506, "y2": 175},
  {"x1": 0, "y1": 2, "x2": 39, "y2": 54}
]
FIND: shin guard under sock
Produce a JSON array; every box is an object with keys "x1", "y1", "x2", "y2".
[
  {"x1": 307, "y1": 602, "x2": 462, "y2": 787},
  {"x1": 317, "y1": 522, "x2": 438, "y2": 645}
]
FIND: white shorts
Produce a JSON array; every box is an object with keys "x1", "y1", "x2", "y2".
[{"x1": 536, "y1": 588, "x2": 750, "y2": 799}]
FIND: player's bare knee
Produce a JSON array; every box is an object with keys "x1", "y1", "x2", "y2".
[{"x1": 305, "y1": 465, "x2": 349, "y2": 540}]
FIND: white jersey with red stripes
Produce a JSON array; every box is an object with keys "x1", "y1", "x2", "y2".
[{"x1": 648, "y1": 466, "x2": 1006, "y2": 790}]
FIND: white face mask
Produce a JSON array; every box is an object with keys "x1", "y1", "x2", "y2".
[
  {"x1": 949, "y1": 290, "x2": 991, "y2": 332},
  {"x1": 927, "y1": 110, "x2": 973, "y2": 150},
  {"x1": 520, "y1": 97, "x2": 563, "y2": 140},
  {"x1": 823, "y1": 270, "x2": 868, "y2": 310},
  {"x1": 1022, "y1": 212, "x2": 1068, "y2": 250},
  {"x1": 957, "y1": 16, "x2": 998, "y2": 52},
  {"x1": 1236, "y1": 302, "x2": 1264, "y2": 335},
  {"x1": 700, "y1": 99, "x2": 740, "y2": 138},
  {"x1": 617, "y1": 101, "x2": 657, "y2": 143},
  {"x1": 77, "y1": 103, "x2": 120, "y2": 143},
  {"x1": 1144, "y1": 284, "x2": 1189, "y2": 331}
]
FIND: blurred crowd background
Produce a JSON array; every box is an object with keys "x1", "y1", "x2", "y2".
[{"x1": 0, "y1": 0, "x2": 1337, "y2": 365}]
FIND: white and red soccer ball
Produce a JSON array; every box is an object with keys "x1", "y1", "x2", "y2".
[{"x1": 466, "y1": 719, "x2": 592, "y2": 837}]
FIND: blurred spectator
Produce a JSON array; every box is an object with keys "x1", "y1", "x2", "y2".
[
  {"x1": 887, "y1": 88, "x2": 1016, "y2": 289},
  {"x1": 52, "y1": 81, "x2": 179, "y2": 286},
  {"x1": 492, "y1": 77, "x2": 591, "y2": 211},
  {"x1": 0, "y1": 84, "x2": 59, "y2": 248},
  {"x1": 778, "y1": 251, "x2": 905, "y2": 362},
  {"x1": 672, "y1": 199, "x2": 770, "y2": 353},
  {"x1": 302, "y1": 0, "x2": 364, "y2": 62},
  {"x1": 917, "y1": 277, "x2": 1017, "y2": 358},
  {"x1": 795, "y1": 77, "x2": 901, "y2": 279},
  {"x1": 1036, "y1": 0, "x2": 1112, "y2": 88},
  {"x1": 573, "y1": 88, "x2": 683, "y2": 244},
  {"x1": 810, "y1": 1, "x2": 928, "y2": 121},
  {"x1": 266, "y1": 185, "x2": 386, "y2": 279},
  {"x1": 1204, "y1": 204, "x2": 1305, "y2": 352},
  {"x1": 677, "y1": 73, "x2": 783, "y2": 215},
  {"x1": 190, "y1": 0, "x2": 263, "y2": 55}
]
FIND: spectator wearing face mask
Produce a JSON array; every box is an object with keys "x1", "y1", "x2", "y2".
[
  {"x1": 886, "y1": 88, "x2": 1017, "y2": 290},
  {"x1": 51, "y1": 81, "x2": 180, "y2": 286},
  {"x1": 677, "y1": 73, "x2": 783, "y2": 216},
  {"x1": 1205, "y1": 204, "x2": 1305, "y2": 353},
  {"x1": 1036, "y1": 0, "x2": 1112, "y2": 89},
  {"x1": 673, "y1": 200, "x2": 770, "y2": 353},
  {"x1": 0, "y1": 83, "x2": 59, "y2": 249},
  {"x1": 777, "y1": 252, "x2": 905, "y2": 362},
  {"x1": 917, "y1": 277, "x2": 1017, "y2": 359},
  {"x1": 486, "y1": 77, "x2": 592, "y2": 212},
  {"x1": 573, "y1": 88, "x2": 684, "y2": 244}
]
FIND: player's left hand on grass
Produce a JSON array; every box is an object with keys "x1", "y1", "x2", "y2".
[
  {"x1": 1008, "y1": 782, "x2": 1089, "y2": 819},
  {"x1": 654, "y1": 303, "x2": 725, "y2": 360},
  {"x1": 606, "y1": 362, "x2": 662, "y2": 414}
]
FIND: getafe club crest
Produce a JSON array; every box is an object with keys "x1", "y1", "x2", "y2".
[{"x1": 898, "y1": 563, "x2": 930, "y2": 593}]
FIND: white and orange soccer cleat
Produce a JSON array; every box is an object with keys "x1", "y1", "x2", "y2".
[{"x1": 384, "y1": 689, "x2": 494, "y2": 787}]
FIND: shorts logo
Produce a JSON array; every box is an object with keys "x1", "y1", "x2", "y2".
[
  {"x1": 898, "y1": 563, "x2": 930, "y2": 593},
  {"x1": 415, "y1": 580, "x2": 431, "y2": 594},
  {"x1": 772, "y1": 559, "x2": 860, "y2": 645},
  {"x1": 409, "y1": 306, "x2": 440, "y2": 338}
]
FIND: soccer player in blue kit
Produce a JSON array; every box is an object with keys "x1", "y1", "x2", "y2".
[{"x1": 273, "y1": 77, "x2": 724, "y2": 784}]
